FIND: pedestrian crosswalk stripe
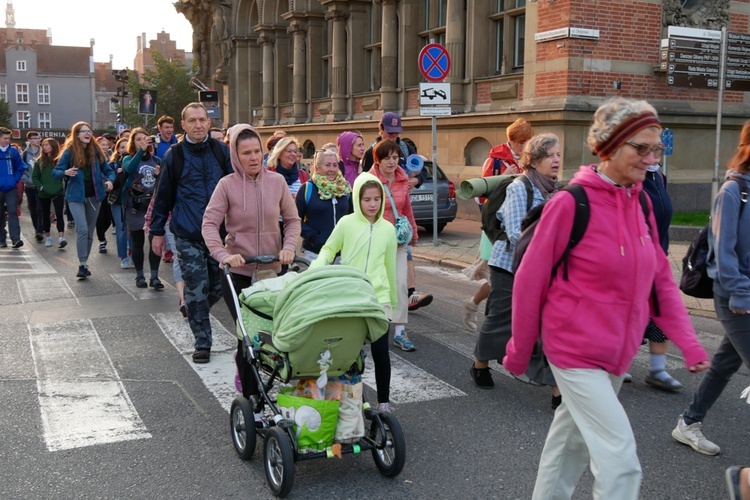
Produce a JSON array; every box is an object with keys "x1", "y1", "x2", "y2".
[
  {"x1": 17, "y1": 276, "x2": 77, "y2": 304},
  {"x1": 111, "y1": 272, "x2": 176, "y2": 300},
  {"x1": 0, "y1": 240, "x2": 56, "y2": 277},
  {"x1": 28, "y1": 318, "x2": 151, "y2": 451},
  {"x1": 363, "y1": 352, "x2": 466, "y2": 404},
  {"x1": 151, "y1": 312, "x2": 238, "y2": 411}
]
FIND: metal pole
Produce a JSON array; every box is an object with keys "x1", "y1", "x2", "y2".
[
  {"x1": 431, "y1": 115, "x2": 438, "y2": 246},
  {"x1": 713, "y1": 27, "x2": 728, "y2": 203}
]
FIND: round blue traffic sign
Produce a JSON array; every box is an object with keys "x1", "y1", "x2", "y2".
[{"x1": 418, "y1": 43, "x2": 451, "y2": 83}]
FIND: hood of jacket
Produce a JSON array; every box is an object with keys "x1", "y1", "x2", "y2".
[
  {"x1": 488, "y1": 142, "x2": 516, "y2": 162},
  {"x1": 227, "y1": 123, "x2": 266, "y2": 211},
  {"x1": 338, "y1": 131, "x2": 361, "y2": 164},
  {"x1": 352, "y1": 172, "x2": 385, "y2": 223}
]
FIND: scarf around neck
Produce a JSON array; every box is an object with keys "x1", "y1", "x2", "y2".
[
  {"x1": 313, "y1": 173, "x2": 351, "y2": 200},
  {"x1": 525, "y1": 167, "x2": 559, "y2": 200},
  {"x1": 276, "y1": 163, "x2": 299, "y2": 186}
]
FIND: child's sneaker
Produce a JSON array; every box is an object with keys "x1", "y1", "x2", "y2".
[
  {"x1": 377, "y1": 402, "x2": 395, "y2": 413},
  {"x1": 393, "y1": 332, "x2": 416, "y2": 351}
]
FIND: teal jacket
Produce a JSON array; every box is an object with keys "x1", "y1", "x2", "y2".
[
  {"x1": 53, "y1": 149, "x2": 115, "y2": 203},
  {"x1": 310, "y1": 173, "x2": 397, "y2": 309}
]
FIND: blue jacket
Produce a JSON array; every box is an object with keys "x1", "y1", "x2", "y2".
[
  {"x1": 708, "y1": 171, "x2": 750, "y2": 311},
  {"x1": 295, "y1": 181, "x2": 352, "y2": 254},
  {"x1": 150, "y1": 137, "x2": 232, "y2": 242},
  {"x1": 155, "y1": 134, "x2": 178, "y2": 159},
  {"x1": 0, "y1": 146, "x2": 25, "y2": 192},
  {"x1": 53, "y1": 149, "x2": 115, "y2": 203},
  {"x1": 642, "y1": 168, "x2": 673, "y2": 253}
]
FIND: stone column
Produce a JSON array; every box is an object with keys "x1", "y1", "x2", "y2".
[
  {"x1": 257, "y1": 30, "x2": 276, "y2": 125},
  {"x1": 445, "y1": 0, "x2": 465, "y2": 107},
  {"x1": 326, "y1": 8, "x2": 349, "y2": 120},
  {"x1": 287, "y1": 22, "x2": 308, "y2": 124},
  {"x1": 379, "y1": 0, "x2": 399, "y2": 111},
  {"x1": 231, "y1": 35, "x2": 251, "y2": 124}
]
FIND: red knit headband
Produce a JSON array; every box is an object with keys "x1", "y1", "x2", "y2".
[{"x1": 595, "y1": 112, "x2": 661, "y2": 160}]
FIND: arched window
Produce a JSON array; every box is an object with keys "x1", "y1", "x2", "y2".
[{"x1": 465, "y1": 137, "x2": 493, "y2": 166}]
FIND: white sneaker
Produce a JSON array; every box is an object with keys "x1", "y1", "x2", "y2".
[
  {"x1": 44, "y1": 237, "x2": 52, "y2": 247},
  {"x1": 671, "y1": 417, "x2": 720, "y2": 455},
  {"x1": 463, "y1": 297, "x2": 479, "y2": 333},
  {"x1": 377, "y1": 402, "x2": 395, "y2": 413}
]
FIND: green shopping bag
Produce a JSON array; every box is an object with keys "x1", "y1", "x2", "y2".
[{"x1": 277, "y1": 387, "x2": 339, "y2": 451}]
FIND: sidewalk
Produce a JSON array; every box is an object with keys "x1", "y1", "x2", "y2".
[{"x1": 412, "y1": 218, "x2": 716, "y2": 318}]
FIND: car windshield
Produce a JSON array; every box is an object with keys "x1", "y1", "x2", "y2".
[{"x1": 421, "y1": 162, "x2": 446, "y2": 181}]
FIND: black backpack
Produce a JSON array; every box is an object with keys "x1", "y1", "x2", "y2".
[
  {"x1": 512, "y1": 185, "x2": 652, "y2": 281},
  {"x1": 481, "y1": 175, "x2": 533, "y2": 244},
  {"x1": 680, "y1": 177, "x2": 748, "y2": 298}
]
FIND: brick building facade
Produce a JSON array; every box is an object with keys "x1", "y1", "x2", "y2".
[{"x1": 184, "y1": 0, "x2": 750, "y2": 212}]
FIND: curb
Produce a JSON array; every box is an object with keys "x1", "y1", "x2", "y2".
[{"x1": 412, "y1": 253, "x2": 469, "y2": 271}]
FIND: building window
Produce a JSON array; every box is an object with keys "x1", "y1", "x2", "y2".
[
  {"x1": 16, "y1": 111, "x2": 30, "y2": 128},
  {"x1": 16, "y1": 83, "x2": 29, "y2": 103},
  {"x1": 365, "y1": 4, "x2": 382, "y2": 92},
  {"x1": 38, "y1": 112, "x2": 51, "y2": 129},
  {"x1": 37, "y1": 84, "x2": 50, "y2": 104},
  {"x1": 109, "y1": 100, "x2": 118, "y2": 113},
  {"x1": 419, "y1": 0, "x2": 447, "y2": 49},
  {"x1": 492, "y1": 0, "x2": 526, "y2": 74},
  {"x1": 0, "y1": 83, "x2": 6, "y2": 102},
  {"x1": 16, "y1": 60, "x2": 26, "y2": 71}
]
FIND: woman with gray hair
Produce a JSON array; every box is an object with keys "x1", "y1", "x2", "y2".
[
  {"x1": 503, "y1": 98, "x2": 710, "y2": 499},
  {"x1": 469, "y1": 133, "x2": 561, "y2": 393}
]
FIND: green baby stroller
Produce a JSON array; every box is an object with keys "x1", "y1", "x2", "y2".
[{"x1": 225, "y1": 256, "x2": 406, "y2": 498}]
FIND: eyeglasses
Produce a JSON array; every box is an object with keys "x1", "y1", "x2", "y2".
[
  {"x1": 78, "y1": 129, "x2": 93, "y2": 135},
  {"x1": 625, "y1": 142, "x2": 664, "y2": 158},
  {"x1": 285, "y1": 149, "x2": 299, "y2": 155}
]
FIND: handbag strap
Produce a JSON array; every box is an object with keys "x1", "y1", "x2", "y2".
[{"x1": 383, "y1": 185, "x2": 400, "y2": 218}]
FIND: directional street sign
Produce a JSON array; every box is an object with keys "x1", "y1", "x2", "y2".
[{"x1": 418, "y1": 43, "x2": 451, "y2": 82}]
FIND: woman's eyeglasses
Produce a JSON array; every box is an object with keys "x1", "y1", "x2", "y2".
[
  {"x1": 625, "y1": 142, "x2": 664, "y2": 158},
  {"x1": 78, "y1": 129, "x2": 93, "y2": 135}
]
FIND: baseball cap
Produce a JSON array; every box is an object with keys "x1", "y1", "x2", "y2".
[{"x1": 380, "y1": 112, "x2": 403, "y2": 134}]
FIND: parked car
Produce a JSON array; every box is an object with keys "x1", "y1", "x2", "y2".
[{"x1": 409, "y1": 157, "x2": 457, "y2": 233}]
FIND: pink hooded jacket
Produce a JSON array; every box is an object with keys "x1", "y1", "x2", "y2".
[
  {"x1": 503, "y1": 165, "x2": 707, "y2": 376},
  {"x1": 202, "y1": 124, "x2": 301, "y2": 277}
]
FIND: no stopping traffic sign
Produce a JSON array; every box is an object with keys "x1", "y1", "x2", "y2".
[{"x1": 418, "y1": 43, "x2": 451, "y2": 82}]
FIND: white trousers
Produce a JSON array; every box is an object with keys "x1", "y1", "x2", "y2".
[
  {"x1": 393, "y1": 245, "x2": 408, "y2": 324},
  {"x1": 532, "y1": 364, "x2": 642, "y2": 500}
]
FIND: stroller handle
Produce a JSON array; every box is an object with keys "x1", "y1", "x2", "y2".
[{"x1": 223, "y1": 255, "x2": 311, "y2": 275}]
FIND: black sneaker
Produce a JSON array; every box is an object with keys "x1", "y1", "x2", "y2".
[
  {"x1": 84, "y1": 267, "x2": 91, "y2": 276},
  {"x1": 76, "y1": 265, "x2": 87, "y2": 279},
  {"x1": 135, "y1": 276, "x2": 147, "y2": 288},
  {"x1": 12, "y1": 240, "x2": 23, "y2": 249},
  {"x1": 67, "y1": 220, "x2": 75, "y2": 228},
  {"x1": 470, "y1": 365, "x2": 494, "y2": 389},
  {"x1": 551, "y1": 395, "x2": 562, "y2": 410},
  {"x1": 35, "y1": 232, "x2": 43, "y2": 242},
  {"x1": 149, "y1": 278, "x2": 164, "y2": 290},
  {"x1": 0, "y1": 241, "x2": 7, "y2": 248},
  {"x1": 99, "y1": 241, "x2": 107, "y2": 253}
]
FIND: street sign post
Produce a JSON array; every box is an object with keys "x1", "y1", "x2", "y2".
[
  {"x1": 661, "y1": 128, "x2": 673, "y2": 176},
  {"x1": 418, "y1": 43, "x2": 451, "y2": 245}
]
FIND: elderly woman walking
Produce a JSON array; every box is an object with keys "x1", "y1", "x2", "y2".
[{"x1": 504, "y1": 98, "x2": 710, "y2": 499}]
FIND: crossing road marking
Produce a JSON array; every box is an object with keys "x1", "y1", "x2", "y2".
[
  {"x1": 0, "y1": 236, "x2": 57, "y2": 277},
  {"x1": 111, "y1": 272, "x2": 176, "y2": 300},
  {"x1": 17, "y1": 276, "x2": 77, "y2": 304},
  {"x1": 29, "y1": 318, "x2": 151, "y2": 451},
  {"x1": 151, "y1": 312, "x2": 238, "y2": 411}
]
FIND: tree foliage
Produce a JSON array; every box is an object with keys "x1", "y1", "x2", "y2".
[
  {"x1": 121, "y1": 51, "x2": 198, "y2": 132},
  {"x1": 0, "y1": 99, "x2": 12, "y2": 128}
]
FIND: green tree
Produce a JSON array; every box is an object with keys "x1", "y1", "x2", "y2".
[
  {"x1": 121, "y1": 51, "x2": 198, "y2": 132},
  {"x1": 0, "y1": 99, "x2": 12, "y2": 128}
]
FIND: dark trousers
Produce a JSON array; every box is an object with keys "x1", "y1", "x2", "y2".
[
  {"x1": 131, "y1": 229, "x2": 160, "y2": 276},
  {"x1": 475, "y1": 266, "x2": 514, "y2": 362},
  {"x1": 684, "y1": 294, "x2": 750, "y2": 424},
  {"x1": 223, "y1": 273, "x2": 260, "y2": 399},
  {"x1": 96, "y1": 201, "x2": 112, "y2": 242},
  {"x1": 24, "y1": 187, "x2": 43, "y2": 234},
  {"x1": 39, "y1": 195, "x2": 64, "y2": 234}
]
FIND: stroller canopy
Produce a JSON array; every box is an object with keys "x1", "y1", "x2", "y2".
[{"x1": 271, "y1": 266, "x2": 389, "y2": 353}]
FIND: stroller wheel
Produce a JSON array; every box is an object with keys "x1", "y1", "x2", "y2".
[
  {"x1": 230, "y1": 397, "x2": 256, "y2": 460},
  {"x1": 263, "y1": 427, "x2": 295, "y2": 498},
  {"x1": 370, "y1": 412, "x2": 406, "y2": 477}
]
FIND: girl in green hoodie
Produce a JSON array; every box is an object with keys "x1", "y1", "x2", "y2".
[{"x1": 311, "y1": 172, "x2": 397, "y2": 412}]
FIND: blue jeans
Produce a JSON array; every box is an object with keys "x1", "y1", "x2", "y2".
[
  {"x1": 68, "y1": 198, "x2": 101, "y2": 265},
  {"x1": 683, "y1": 294, "x2": 750, "y2": 424},
  {"x1": 111, "y1": 204, "x2": 128, "y2": 259},
  {"x1": 175, "y1": 237, "x2": 222, "y2": 350},
  {"x1": 0, "y1": 188, "x2": 20, "y2": 242}
]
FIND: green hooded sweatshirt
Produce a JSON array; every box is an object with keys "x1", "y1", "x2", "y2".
[{"x1": 310, "y1": 172, "x2": 398, "y2": 309}]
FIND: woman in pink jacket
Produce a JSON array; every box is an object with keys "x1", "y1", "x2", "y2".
[
  {"x1": 202, "y1": 123, "x2": 301, "y2": 400},
  {"x1": 503, "y1": 98, "x2": 710, "y2": 499},
  {"x1": 370, "y1": 139, "x2": 418, "y2": 352}
]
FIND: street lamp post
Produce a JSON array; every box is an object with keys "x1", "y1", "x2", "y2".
[{"x1": 111, "y1": 69, "x2": 129, "y2": 131}]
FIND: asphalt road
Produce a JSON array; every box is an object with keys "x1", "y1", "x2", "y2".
[{"x1": 1, "y1": 217, "x2": 748, "y2": 499}]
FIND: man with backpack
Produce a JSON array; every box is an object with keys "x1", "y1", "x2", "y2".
[{"x1": 151, "y1": 103, "x2": 232, "y2": 364}]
